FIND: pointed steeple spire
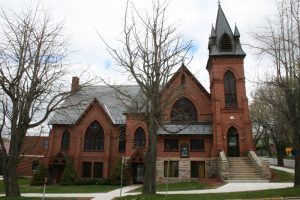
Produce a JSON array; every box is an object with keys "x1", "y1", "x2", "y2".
[
  {"x1": 215, "y1": 4, "x2": 233, "y2": 38},
  {"x1": 234, "y1": 24, "x2": 240, "y2": 37},
  {"x1": 210, "y1": 25, "x2": 216, "y2": 38},
  {"x1": 208, "y1": 4, "x2": 246, "y2": 57}
]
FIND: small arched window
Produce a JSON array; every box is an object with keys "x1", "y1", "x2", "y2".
[
  {"x1": 119, "y1": 130, "x2": 126, "y2": 152},
  {"x1": 171, "y1": 97, "x2": 197, "y2": 123},
  {"x1": 134, "y1": 127, "x2": 145, "y2": 147},
  {"x1": 181, "y1": 74, "x2": 186, "y2": 85},
  {"x1": 224, "y1": 70, "x2": 237, "y2": 107},
  {"x1": 61, "y1": 130, "x2": 70, "y2": 150},
  {"x1": 84, "y1": 121, "x2": 104, "y2": 150},
  {"x1": 220, "y1": 33, "x2": 232, "y2": 52}
]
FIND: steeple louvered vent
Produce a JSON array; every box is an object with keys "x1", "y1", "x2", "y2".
[{"x1": 220, "y1": 34, "x2": 232, "y2": 52}]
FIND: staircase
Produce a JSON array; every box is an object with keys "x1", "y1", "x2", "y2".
[{"x1": 227, "y1": 157, "x2": 269, "y2": 183}]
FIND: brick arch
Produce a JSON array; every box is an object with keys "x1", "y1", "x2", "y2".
[
  {"x1": 223, "y1": 67, "x2": 237, "y2": 77},
  {"x1": 170, "y1": 96, "x2": 198, "y2": 123},
  {"x1": 224, "y1": 123, "x2": 241, "y2": 135}
]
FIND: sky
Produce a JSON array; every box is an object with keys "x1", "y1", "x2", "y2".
[{"x1": 0, "y1": 0, "x2": 277, "y2": 97}]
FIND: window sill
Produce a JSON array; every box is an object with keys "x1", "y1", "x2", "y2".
[
  {"x1": 132, "y1": 146, "x2": 146, "y2": 149},
  {"x1": 164, "y1": 150, "x2": 179, "y2": 152},
  {"x1": 83, "y1": 150, "x2": 104, "y2": 152}
]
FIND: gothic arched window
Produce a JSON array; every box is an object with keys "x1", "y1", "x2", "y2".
[
  {"x1": 181, "y1": 74, "x2": 186, "y2": 85},
  {"x1": 61, "y1": 130, "x2": 70, "y2": 150},
  {"x1": 224, "y1": 70, "x2": 237, "y2": 107},
  {"x1": 134, "y1": 127, "x2": 145, "y2": 147},
  {"x1": 84, "y1": 121, "x2": 104, "y2": 150},
  {"x1": 220, "y1": 33, "x2": 232, "y2": 52},
  {"x1": 119, "y1": 130, "x2": 126, "y2": 152},
  {"x1": 171, "y1": 97, "x2": 197, "y2": 123}
]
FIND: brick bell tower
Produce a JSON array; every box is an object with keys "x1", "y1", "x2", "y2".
[{"x1": 206, "y1": 4, "x2": 254, "y2": 157}]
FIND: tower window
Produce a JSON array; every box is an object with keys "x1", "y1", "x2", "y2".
[
  {"x1": 224, "y1": 71, "x2": 237, "y2": 107},
  {"x1": 220, "y1": 33, "x2": 232, "y2": 52}
]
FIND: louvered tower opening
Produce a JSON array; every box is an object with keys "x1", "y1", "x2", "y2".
[{"x1": 220, "y1": 33, "x2": 233, "y2": 52}]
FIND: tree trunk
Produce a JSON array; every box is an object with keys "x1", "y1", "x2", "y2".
[
  {"x1": 276, "y1": 145, "x2": 285, "y2": 167},
  {"x1": 143, "y1": 121, "x2": 157, "y2": 194},
  {"x1": 293, "y1": 127, "x2": 300, "y2": 186},
  {"x1": 3, "y1": 158, "x2": 20, "y2": 197}
]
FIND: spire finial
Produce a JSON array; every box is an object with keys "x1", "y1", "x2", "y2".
[{"x1": 218, "y1": 0, "x2": 221, "y2": 5}]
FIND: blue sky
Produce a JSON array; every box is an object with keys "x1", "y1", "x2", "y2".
[{"x1": 0, "y1": 0, "x2": 276, "y2": 95}]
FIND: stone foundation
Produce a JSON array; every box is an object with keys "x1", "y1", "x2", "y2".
[{"x1": 156, "y1": 157, "x2": 217, "y2": 183}]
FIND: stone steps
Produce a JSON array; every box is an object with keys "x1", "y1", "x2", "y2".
[{"x1": 226, "y1": 157, "x2": 268, "y2": 183}]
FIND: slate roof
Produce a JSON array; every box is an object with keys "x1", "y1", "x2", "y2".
[
  {"x1": 48, "y1": 85, "x2": 141, "y2": 125},
  {"x1": 157, "y1": 124, "x2": 212, "y2": 135},
  {"x1": 208, "y1": 4, "x2": 246, "y2": 57}
]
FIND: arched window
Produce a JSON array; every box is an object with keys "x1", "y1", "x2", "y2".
[
  {"x1": 170, "y1": 97, "x2": 197, "y2": 122},
  {"x1": 220, "y1": 33, "x2": 232, "y2": 52},
  {"x1": 61, "y1": 130, "x2": 70, "y2": 150},
  {"x1": 119, "y1": 130, "x2": 126, "y2": 152},
  {"x1": 181, "y1": 74, "x2": 186, "y2": 85},
  {"x1": 134, "y1": 127, "x2": 145, "y2": 147},
  {"x1": 84, "y1": 121, "x2": 104, "y2": 150},
  {"x1": 224, "y1": 71, "x2": 237, "y2": 107}
]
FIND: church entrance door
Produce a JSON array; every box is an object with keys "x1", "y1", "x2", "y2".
[
  {"x1": 132, "y1": 162, "x2": 144, "y2": 184},
  {"x1": 227, "y1": 127, "x2": 240, "y2": 157}
]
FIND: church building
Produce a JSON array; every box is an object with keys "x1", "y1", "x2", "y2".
[{"x1": 20, "y1": 4, "x2": 270, "y2": 184}]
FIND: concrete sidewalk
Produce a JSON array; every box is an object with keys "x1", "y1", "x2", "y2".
[
  {"x1": 20, "y1": 166, "x2": 296, "y2": 200},
  {"x1": 21, "y1": 182, "x2": 294, "y2": 200},
  {"x1": 271, "y1": 165, "x2": 295, "y2": 174}
]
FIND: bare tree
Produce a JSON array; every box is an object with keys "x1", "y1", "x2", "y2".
[
  {"x1": 250, "y1": 83, "x2": 292, "y2": 166},
  {"x1": 0, "y1": 5, "x2": 75, "y2": 197},
  {"x1": 100, "y1": 0, "x2": 191, "y2": 194},
  {"x1": 250, "y1": 0, "x2": 300, "y2": 185}
]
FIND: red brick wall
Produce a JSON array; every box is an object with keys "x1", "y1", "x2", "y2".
[
  {"x1": 17, "y1": 136, "x2": 48, "y2": 176},
  {"x1": 42, "y1": 57, "x2": 254, "y2": 180},
  {"x1": 208, "y1": 57, "x2": 254, "y2": 156},
  {"x1": 45, "y1": 102, "x2": 122, "y2": 178}
]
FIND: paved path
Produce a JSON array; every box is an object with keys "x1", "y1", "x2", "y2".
[
  {"x1": 270, "y1": 165, "x2": 295, "y2": 174},
  {"x1": 21, "y1": 182, "x2": 294, "y2": 200},
  {"x1": 20, "y1": 166, "x2": 296, "y2": 200},
  {"x1": 261, "y1": 157, "x2": 295, "y2": 168}
]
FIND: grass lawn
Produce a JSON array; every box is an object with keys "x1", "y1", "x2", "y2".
[
  {"x1": 0, "y1": 198, "x2": 90, "y2": 200},
  {"x1": 0, "y1": 177, "x2": 119, "y2": 194},
  {"x1": 271, "y1": 168, "x2": 294, "y2": 182},
  {"x1": 130, "y1": 179, "x2": 223, "y2": 192},
  {"x1": 118, "y1": 186, "x2": 300, "y2": 200}
]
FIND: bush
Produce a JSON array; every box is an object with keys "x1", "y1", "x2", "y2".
[
  {"x1": 60, "y1": 159, "x2": 78, "y2": 185},
  {"x1": 31, "y1": 164, "x2": 48, "y2": 186},
  {"x1": 110, "y1": 157, "x2": 129, "y2": 185}
]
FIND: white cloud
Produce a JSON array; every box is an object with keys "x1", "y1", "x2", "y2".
[{"x1": 0, "y1": 0, "x2": 276, "y2": 95}]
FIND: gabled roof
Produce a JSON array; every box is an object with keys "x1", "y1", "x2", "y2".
[
  {"x1": 49, "y1": 85, "x2": 140, "y2": 125},
  {"x1": 49, "y1": 65, "x2": 211, "y2": 126},
  {"x1": 166, "y1": 64, "x2": 211, "y2": 99}
]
